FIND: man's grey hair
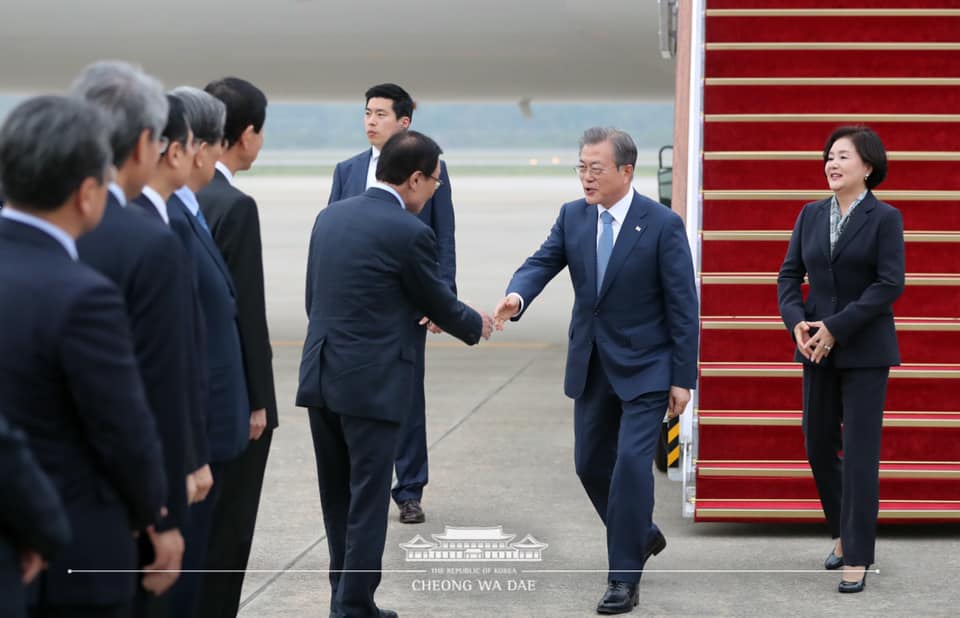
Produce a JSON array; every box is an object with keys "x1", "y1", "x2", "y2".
[
  {"x1": 0, "y1": 96, "x2": 112, "y2": 211},
  {"x1": 579, "y1": 127, "x2": 638, "y2": 170},
  {"x1": 170, "y1": 86, "x2": 226, "y2": 144},
  {"x1": 69, "y1": 60, "x2": 167, "y2": 168}
]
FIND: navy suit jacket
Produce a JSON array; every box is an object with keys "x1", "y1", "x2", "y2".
[
  {"x1": 778, "y1": 192, "x2": 905, "y2": 368},
  {"x1": 77, "y1": 195, "x2": 190, "y2": 532},
  {"x1": 0, "y1": 218, "x2": 165, "y2": 606},
  {"x1": 0, "y1": 413, "x2": 71, "y2": 617},
  {"x1": 168, "y1": 195, "x2": 250, "y2": 461},
  {"x1": 198, "y1": 171, "x2": 279, "y2": 429},
  {"x1": 329, "y1": 149, "x2": 457, "y2": 292},
  {"x1": 296, "y1": 188, "x2": 482, "y2": 422},
  {"x1": 507, "y1": 191, "x2": 699, "y2": 401},
  {"x1": 133, "y1": 193, "x2": 208, "y2": 470}
]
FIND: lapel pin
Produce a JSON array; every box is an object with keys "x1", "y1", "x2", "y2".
[{"x1": 635, "y1": 226, "x2": 642, "y2": 232}]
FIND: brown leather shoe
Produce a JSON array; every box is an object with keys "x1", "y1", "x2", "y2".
[{"x1": 399, "y1": 499, "x2": 425, "y2": 524}]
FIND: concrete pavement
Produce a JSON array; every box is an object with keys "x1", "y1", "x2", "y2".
[{"x1": 233, "y1": 174, "x2": 958, "y2": 617}]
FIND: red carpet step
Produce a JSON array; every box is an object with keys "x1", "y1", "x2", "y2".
[
  {"x1": 696, "y1": 461, "x2": 960, "y2": 501},
  {"x1": 701, "y1": 232, "x2": 960, "y2": 274},
  {"x1": 698, "y1": 363, "x2": 960, "y2": 411},
  {"x1": 705, "y1": 84, "x2": 960, "y2": 116},
  {"x1": 706, "y1": 49, "x2": 960, "y2": 79},
  {"x1": 694, "y1": 498, "x2": 960, "y2": 524},
  {"x1": 707, "y1": 1, "x2": 960, "y2": 10},
  {"x1": 703, "y1": 120, "x2": 960, "y2": 152},
  {"x1": 702, "y1": 199, "x2": 960, "y2": 231},
  {"x1": 706, "y1": 14, "x2": 960, "y2": 44},
  {"x1": 700, "y1": 317, "x2": 960, "y2": 364},
  {"x1": 700, "y1": 274, "x2": 960, "y2": 317},
  {"x1": 702, "y1": 159, "x2": 960, "y2": 191},
  {"x1": 697, "y1": 410, "x2": 960, "y2": 461}
]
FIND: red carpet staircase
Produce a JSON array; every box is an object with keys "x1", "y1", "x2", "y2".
[{"x1": 693, "y1": 1, "x2": 960, "y2": 523}]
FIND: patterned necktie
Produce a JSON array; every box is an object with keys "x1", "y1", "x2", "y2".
[{"x1": 597, "y1": 210, "x2": 614, "y2": 293}]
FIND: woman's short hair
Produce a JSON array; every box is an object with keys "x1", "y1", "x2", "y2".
[{"x1": 823, "y1": 126, "x2": 888, "y2": 189}]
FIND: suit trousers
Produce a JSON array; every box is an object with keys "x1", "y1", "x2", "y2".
[
  {"x1": 169, "y1": 459, "x2": 227, "y2": 617},
  {"x1": 392, "y1": 326, "x2": 428, "y2": 505},
  {"x1": 198, "y1": 428, "x2": 273, "y2": 618},
  {"x1": 308, "y1": 407, "x2": 400, "y2": 618},
  {"x1": 574, "y1": 349, "x2": 667, "y2": 584},
  {"x1": 802, "y1": 364, "x2": 887, "y2": 566}
]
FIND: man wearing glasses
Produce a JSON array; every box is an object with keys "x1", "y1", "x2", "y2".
[
  {"x1": 494, "y1": 128, "x2": 699, "y2": 615},
  {"x1": 328, "y1": 83, "x2": 456, "y2": 526}
]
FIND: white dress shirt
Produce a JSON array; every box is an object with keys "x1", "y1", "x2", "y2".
[
  {"x1": 596, "y1": 188, "x2": 635, "y2": 247},
  {"x1": 108, "y1": 182, "x2": 127, "y2": 206},
  {"x1": 508, "y1": 188, "x2": 636, "y2": 313},
  {"x1": 365, "y1": 147, "x2": 382, "y2": 190},
  {"x1": 140, "y1": 186, "x2": 170, "y2": 225},
  {"x1": 0, "y1": 207, "x2": 78, "y2": 260},
  {"x1": 215, "y1": 161, "x2": 235, "y2": 186}
]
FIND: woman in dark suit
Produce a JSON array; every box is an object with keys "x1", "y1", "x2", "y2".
[{"x1": 778, "y1": 126, "x2": 905, "y2": 593}]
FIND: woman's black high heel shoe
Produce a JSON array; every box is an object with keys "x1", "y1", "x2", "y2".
[
  {"x1": 824, "y1": 549, "x2": 843, "y2": 570},
  {"x1": 838, "y1": 567, "x2": 868, "y2": 593}
]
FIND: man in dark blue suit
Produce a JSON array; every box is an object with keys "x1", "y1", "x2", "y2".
[
  {"x1": 166, "y1": 86, "x2": 252, "y2": 617},
  {"x1": 328, "y1": 83, "x2": 457, "y2": 524},
  {"x1": 298, "y1": 131, "x2": 492, "y2": 618},
  {"x1": 195, "y1": 77, "x2": 276, "y2": 618},
  {"x1": 71, "y1": 61, "x2": 190, "y2": 602},
  {"x1": 495, "y1": 128, "x2": 699, "y2": 615},
  {"x1": 0, "y1": 95, "x2": 167, "y2": 618},
  {"x1": 0, "y1": 412, "x2": 71, "y2": 618}
]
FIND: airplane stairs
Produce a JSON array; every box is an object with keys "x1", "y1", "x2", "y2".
[{"x1": 691, "y1": 0, "x2": 960, "y2": 523}]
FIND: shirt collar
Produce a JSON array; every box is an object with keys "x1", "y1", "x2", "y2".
[
  {"x1": 108, "y1": 182, "x2": 127, "y2": 206},
  {"x1": 174, "y1": 186, "x2": 200, "y2": 216},
  {"x1": 370, "y1": 146, "x2": 381, "y2": 161},
  {"x1": 141, "y1": 186, "x2": 170, "y2": 224},
  {"x1": 370, "y1": 182, "x2": 405, "y2": 209},
  {"x1": 215, "y1": 161, "x2": 235, "y2": 186},
  {"x1": 831, "y1": 190, "x2": 868, "y2": 213},
  {"x1": 597, "y1": 188, "x2": 635, "y2": 223},
  {"x1": 0, "y1": 207, "x2": 78, "y2": 260}
]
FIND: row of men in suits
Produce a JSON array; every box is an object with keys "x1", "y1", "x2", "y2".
[{"x1": 0, "y1": 61, "x2": 276, "y2": 618}]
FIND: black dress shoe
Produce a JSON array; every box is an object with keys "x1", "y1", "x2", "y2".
[
  {"x1": 824, "y1": 549, "x2": 843, "y2": 570},
  {"x1": 379, "y1": 610, "x2": 399, "y2": 618},
  {"x1": 838, "y1": 568, "x2": 868, "y2": 593},
  {"x1": 596, "y1": 581, "x2": 638, "y2": 615},
  {"x1": 399, "y1": 499, "x2": 425, "y2": 524},
  {"x1": 645, "y1": 530, "x2": 667, "y2": 562}
]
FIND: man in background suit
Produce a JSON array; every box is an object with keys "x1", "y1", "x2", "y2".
[
  {"x1": 71, "y1": 61, "x2": 190, "y2": 603},
  {"x1": 167, "y1": 86, "x2": 251, "y2": 617},
  {"x1": 494, "y1": 128, "x2": 699, "y2": 615},
  {"x1": 0, "y1": 95, "x2": 167, "y2": 618},
  {"x1": 196, "y1": 76, "x2": 276, "y2": 618},
  {"x1": 298, "y1": 131, "x2": 491, "y2": 618},
  {"x1": 131, "y1": 95, "x2": 195, "y2": 225},
  {"x1": 0, "y1": 412, "x2": 71, "y2": 618},
  {"x1": 328, "y1": 83, "x2": 457, "y2": 525}
]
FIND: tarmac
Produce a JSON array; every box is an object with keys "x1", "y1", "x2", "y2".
[{"x1": 232, "y1": 173, "x2": 958, "y2": 617}]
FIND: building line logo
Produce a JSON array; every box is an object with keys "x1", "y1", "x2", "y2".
[{"x1": 400, "y1": 525, "x2": 548, "y2": 562}]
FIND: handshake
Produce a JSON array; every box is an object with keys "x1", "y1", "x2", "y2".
[{"x1": 423, "y1": 294, "x2": 523, "y2": 342}]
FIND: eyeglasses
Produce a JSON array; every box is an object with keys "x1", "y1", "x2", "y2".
[
  {"x1": 427, "y1": 173, "x2": 443, "y2": 188},
  {"x1": 574, "y1": 164, "x2": 614, "y2": 177},
  {"x1": 157, "y1": 136, "x2": 170, "y2": 155}
]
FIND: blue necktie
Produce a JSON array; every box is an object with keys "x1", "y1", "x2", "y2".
[
  {"x1": 195, "y1": 208, "x2": 211, "y2": 234},
  {"x1": 597, "y1": 210, "x2": 614, "y2": 293}
]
